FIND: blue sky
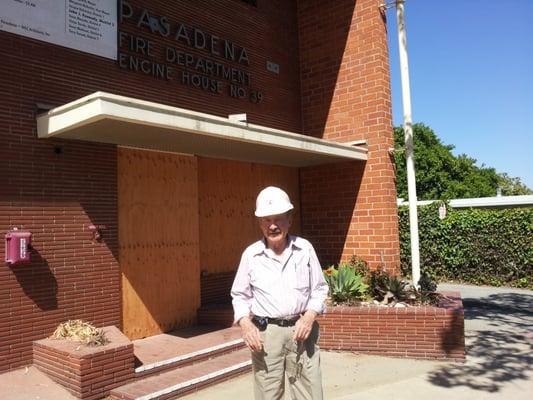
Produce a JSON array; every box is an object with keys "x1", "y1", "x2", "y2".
[{"x1": 386, "y1": 0, "x2": 533, "y2": 190}]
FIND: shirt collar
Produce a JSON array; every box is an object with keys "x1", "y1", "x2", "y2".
[{"x1": 252, "y1": 235, "x2": 302, "y2": 256}]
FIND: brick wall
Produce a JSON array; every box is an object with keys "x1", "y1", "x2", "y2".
[
  {"x1": 0, "y1": 0, "x2": 401, "y2": 372},
  {"x1": 33, "y1": 326, "x2": 134, "y2": 399},
  {"x1": 0, "y1": 0, "x2": 302, "y2": 372},
  {"x1": 115, "y1": 0, "x2": 304, "y2": 131},
  {"x1": 0, "y1": 138, "x2": 120, "y2": 372},
  {"x1": 317, "y1": 292, "x2": 466, "y2": 361},
  {"x1": 298, "y1": 0, "x2": 400, "y2": 271},
  {"x1": 200, "y1": 271, "x2": 236, "y2": 306}
]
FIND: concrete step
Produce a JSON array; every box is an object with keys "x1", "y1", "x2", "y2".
[
  {"x1": 133, "y1": 326, "x2": 245, "y2": 378},
  {"x1": 109, "y1": 347, "x2": 251, "y2": 400}
]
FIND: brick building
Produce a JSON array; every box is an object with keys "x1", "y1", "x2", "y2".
[{"x1": 0, "y1": 0, "x2": 399, "y2": 374}]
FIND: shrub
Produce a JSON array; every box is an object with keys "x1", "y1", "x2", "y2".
[
  {"x1": 346, "y1": 255, "x2": 370, "y2": 277},
  {"x1": 323, "y1": 264, "x2": 368, "y2": 303},
  {"x1": 324, "y1": 261, "x2": 439, "y2": 306},
  {"x1": 369, "y1": 268, "x2": 408, "y2": 304},
  {"x1": 399, "y1": 204, "x2": 533, "y2": 288}
]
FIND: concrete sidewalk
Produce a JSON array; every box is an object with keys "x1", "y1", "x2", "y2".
[{"x1": 1, "y1": 284, "x2": 531, "y2": 399}]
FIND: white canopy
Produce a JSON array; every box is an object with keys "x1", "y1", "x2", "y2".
[{"x1": 36, "y1": 92, "x2": 367, "y2": 167}]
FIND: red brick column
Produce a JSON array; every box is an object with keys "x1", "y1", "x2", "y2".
[{"x1": 298, "y1": 0, "x2": 400, "y2": 271}]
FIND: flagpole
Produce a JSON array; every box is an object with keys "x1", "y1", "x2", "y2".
[{"x1": 381, "y1": 0, "x2": 420, "y2": 287}]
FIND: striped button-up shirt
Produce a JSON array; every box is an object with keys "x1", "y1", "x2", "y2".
[{"x1": 231, "y1": 235, "x2": 328, "y2": 323}]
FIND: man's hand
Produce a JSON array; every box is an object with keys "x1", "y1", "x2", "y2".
[
  {"x1": 293, "y1": 310, "x2": 317, "y2": 341},
  {"x1": 239, "y1": 317, "x2": 263, "y2": 352}
]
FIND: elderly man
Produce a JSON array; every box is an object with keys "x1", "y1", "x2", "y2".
[{"x1": 231, "y1": 186, "x2": 329, "y2": 400}]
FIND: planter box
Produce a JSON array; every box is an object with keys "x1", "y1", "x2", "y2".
[
  {"x1": 317, "y1": 291, "x2": 465, "y2": 361},
  {"x1": 33, "y1": 326, "x2": 135, "y2": 400}
]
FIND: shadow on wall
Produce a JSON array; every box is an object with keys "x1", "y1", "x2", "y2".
[
  {"x1": 439, "y1": 307, "x2": 464, "y2": 357},
  {"x1": 82, "y1": 205, "x2": 120, "y2": 262},
  {"x1": 429, "y1": 292, "x2": 533, "y2": 392},
  {"x1": 11, "y1": 247, "x2": 58, "y2": 311},
  {"x1": 300, "y1": 161, "x2": 365, "y2": 266}
]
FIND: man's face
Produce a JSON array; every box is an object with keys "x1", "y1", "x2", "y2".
[{"x1": 258, "y1": 212, "x2": 292, "y2": 248}]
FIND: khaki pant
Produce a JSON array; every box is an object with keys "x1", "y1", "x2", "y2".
[{"x1": 252, "y1": 322, "x2": 323, "y2": 400}]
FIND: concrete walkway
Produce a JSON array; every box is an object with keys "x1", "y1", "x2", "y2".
[
  {"x1": 1, "y1": 284, "x2": 531, "y2": 399},
  {"x1": 181, "y1": 284, "x2": 533, "y2": 400},
  {"x1": 0, "y1": 366, "x2": 77, "y2": 400}
]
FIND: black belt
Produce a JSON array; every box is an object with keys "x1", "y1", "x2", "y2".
[{"x1": 252, "y1": 316, "x2": 299, "y2": 330}]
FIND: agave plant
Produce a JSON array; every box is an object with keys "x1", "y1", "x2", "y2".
[
  {"x1": 370, "y1": 268, "x2": 408, "y2": 304},
  {"x1": 323, "y1": 264, "x2": 368, "y2": 303}
]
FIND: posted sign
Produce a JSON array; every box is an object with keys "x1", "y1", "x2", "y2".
[{"x1": 0, "y1": 0, "x2": 117, "y2": 60}]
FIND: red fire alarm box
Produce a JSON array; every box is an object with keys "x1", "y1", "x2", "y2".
[{"x1": 5, "y1": 230, "x2": 32, "y2": 265}]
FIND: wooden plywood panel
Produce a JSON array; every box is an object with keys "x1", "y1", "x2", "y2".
[
  {"x1": 118, "y1": 148, "x2": 200, "y2": 340},
  {"x1": 198, "y1": 157, "x2": 300, "y2": 274}
]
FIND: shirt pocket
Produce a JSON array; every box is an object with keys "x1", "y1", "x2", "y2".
[{"x1": 293, "y1": 255, "x2": 311, "y2": 290}]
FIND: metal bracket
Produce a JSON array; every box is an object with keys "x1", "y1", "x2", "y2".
[
  {"x1": 228, "y1": 113, "x2": 247, "y2": 123},
  {"x1": 88, "y1": 224, "x2": 107, "y2": 241}
]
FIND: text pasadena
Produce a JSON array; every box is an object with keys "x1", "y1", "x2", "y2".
[{"x1": 120, "y1": 1, "x2": 249, "y2": 66}]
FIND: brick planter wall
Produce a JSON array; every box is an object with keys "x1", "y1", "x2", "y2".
[
  {"x1": 33, "y1": 326, "x2": 134, "y2": 400},
  {"x1": 317, "y1": 291, "x2": 465, "y2": 361}
]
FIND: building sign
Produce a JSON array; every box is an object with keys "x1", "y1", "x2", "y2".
[
  {"x1": 118, "y1": 1, "x2": 263, "y2": 103},
  {"x1": 0, "y1": 0, "x2": 117, "y2": 59},
  {"x1": 438, "y1": 203, "x2": 447, "y2": 220}
]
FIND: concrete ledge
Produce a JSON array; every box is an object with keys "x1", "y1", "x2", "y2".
[
  {"x1": 36, "y1": 91, "x2": 368, "y2": 167},
  {"x1": 33, "y1": 326, "x2": 135, "y2": 400},
  {"x1": 317, "y1": 291, "x2": 465, "y2": 361}
]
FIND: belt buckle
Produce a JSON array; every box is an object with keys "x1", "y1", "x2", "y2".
[{"x1": 279, "y1": 317, "x2": 297, "y2": 327}]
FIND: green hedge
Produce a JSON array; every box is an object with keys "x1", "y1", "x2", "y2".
[{"x1": 398, "y1": 204, "x2": 533, "y2": 288}]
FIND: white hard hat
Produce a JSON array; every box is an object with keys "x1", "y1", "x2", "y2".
[{"x1": 255, "y1": 186, "x2": 294, "y2": 217}]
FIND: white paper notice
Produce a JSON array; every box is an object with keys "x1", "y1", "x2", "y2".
[{"x1": 0, "y1": 0, "x2": 117, "y2": 60}]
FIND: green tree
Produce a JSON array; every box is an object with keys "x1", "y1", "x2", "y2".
[
  {"x1": 497, "y1": 173, "x2": 533, "y2": 196},
  {"x1": 394, "y1": 123, "x2": 532, "y2": 200}
]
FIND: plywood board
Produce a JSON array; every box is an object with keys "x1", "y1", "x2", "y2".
[
  {"x1": 118, "y1": 148, "x2": 200, "y2": 339},
  {"x1": 198, "y1": 157, "x2": 300, "y2": 274}
]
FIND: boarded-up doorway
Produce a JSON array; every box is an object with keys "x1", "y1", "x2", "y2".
[
  {"x1": 118, "y1": 147, "x2": 200, "y2": 340},
  {"x1": 198, "y1": 157, "x2": 301, "y2": 275}
]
